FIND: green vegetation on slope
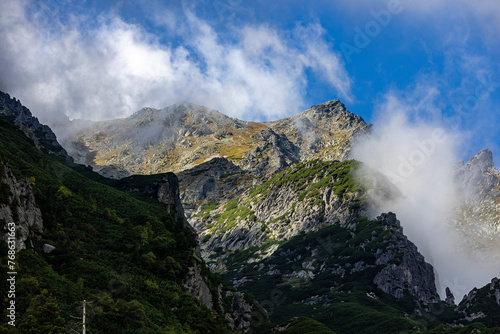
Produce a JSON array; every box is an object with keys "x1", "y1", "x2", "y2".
[
  {"x1": 204, "y1": 159, "x2": 363, "y2": 239},
  {"x1": 222, "y1": 214, "x2": 500, "y2": 334},
  {"x1": 249, "y1": 160, "x2": 361, "y2": 200},
  {"x1": 0, "y1": 117, "x2": 233, "y2": 333}
]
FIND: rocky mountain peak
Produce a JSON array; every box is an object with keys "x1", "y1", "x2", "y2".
[
  {"x1": 129, "y1": 107, "x2": 159, "y2": 119},
  {"x1": 465, "y1": 148, "x2": 495, "y2": 172},
  {"x1": 373, "y1": 213, "x2": 439, "y2": 304},
  {"x1": 457, "y1": 277, "x2": 500, "y2": 323},
  {"x1": 445, "y1": 287, "x2": 456, "y2": 305},
  {"x1": 308, "y1": 99, "x2": 344, "y2": 117},
  {"x1": 301, "y1": 99, "x2": 366, "y2": 124},
  {"x1": 129, "y1": 102, "x2": 237, "y2": 127}
]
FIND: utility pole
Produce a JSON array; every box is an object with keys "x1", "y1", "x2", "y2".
[{"x1": 82, "y1": 300, "x2": 86, "y2": 334}]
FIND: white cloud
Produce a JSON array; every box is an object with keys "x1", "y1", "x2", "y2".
[{"x1": 0, "y1": 0, "x2": 352, "y2": 125}]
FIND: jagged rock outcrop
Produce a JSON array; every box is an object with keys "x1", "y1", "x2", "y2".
[
  {"x1": 453, "y1": 149, "x2": 500, "y2": 262},
  {"x1": 445, "y1": 287, "x2": 455, "y2": 305},
  {"x1": 494, "y1": 277, "x2": 500, "y2": 306},
  {"x1": 182, "y1": 260, "x2": 214, "y2": 309},
  {"x1": 43, "y1": 243, "x2": 56, "y2": 253},
  {"x1": 461, "y1": 149, "x2": 496, "y2": 175},
  {"x1": 0, "y1": 91, "x2": 72, "y2": 160},
  {"x1": 0, "y1": 163, "x2": 43, "y2": 249},
  {"x1": 225, "y1": 291, "x2": 255, "y2": 332},
  {"x1": 240, "y1": 128, "x2": 300, "y2": 174},
  {"x1": 157, "y1": 173, "x2": 190, "y2": 226},
  {"x1": 372, "y1": 213, "x2": 439, "y2": 304}
]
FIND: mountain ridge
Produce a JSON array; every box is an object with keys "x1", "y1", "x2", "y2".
[
  {"x1": 63, "y1": 99, "x2": 371, "y2": 178},
  {"x1": 0, "y1": 91, "x2": 71, "y2": 161}
]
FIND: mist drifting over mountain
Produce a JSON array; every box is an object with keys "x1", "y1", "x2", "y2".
[{"x1": 352, "y1": 93, "x2": 500, "y2": 300}]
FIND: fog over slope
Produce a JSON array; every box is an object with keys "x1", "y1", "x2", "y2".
[{"x1": 352, "y1": 97, "x2": 499, "y2": 300}]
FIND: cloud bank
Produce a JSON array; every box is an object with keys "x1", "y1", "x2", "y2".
[
  {"x1": 0, "y1": 0, "x2": 351, "y2": 124},
  {"x1": 352, "y1": 85, "x2": 500, "y2": 300}
]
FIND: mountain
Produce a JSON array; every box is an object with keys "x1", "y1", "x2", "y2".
[
  {"x1": 65, "y1": 100, "x2": 371, "y2": 178},
  {"x1": 2, "y1": 91, "x2": 500, "y2": 333}
]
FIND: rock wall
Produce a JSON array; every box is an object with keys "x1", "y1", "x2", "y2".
[
  {"x1": 0, "y1": 163, "x2": 43, "y2": 249},
  {"x1": 178, "y1": 157, "x2": 255, "y2": 205},
  {"x1": 157, "y1": 172, "x2": 190, "y2": 228},
  {"x1": 192, "y1": 160, "x2": 399, "y2": 265}
]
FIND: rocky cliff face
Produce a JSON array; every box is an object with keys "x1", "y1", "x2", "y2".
[
  {"x1": 0, "y1": 91, "x2": 71, "y2": 160},
  {"x1": 0, "y1": 163, "x2": 43, "y2": 250},
  {"x1": 182, "y1": 260, "x2": 260, "y2": 334},
  {"x1": 64, "y1": 100, "x2": 371, "y2": 178},
  {"x1": 155, "y1": 173, "x2": 218, "y2": 310},
  {"x1": 188, "y1": 160, "x2": 400, "y2": 271},
  {"x1": 453, "y1": 149, "x2": 500, "y2": 262},
  {"x1": 177, "y1": 157, "x2": 256, "y2": 206},
  {"x1": 372, "y1": 213, "x2": 439, "y2": 304},
  {"x1": 240, "y1": 128, "x2": 300, "y2": 175},
  {"x1": 191, "y1": 160, "x2": 366, "y2": 268},
  {"x1": 157, "y1": 173, "x2": 192, "y2": 228}
]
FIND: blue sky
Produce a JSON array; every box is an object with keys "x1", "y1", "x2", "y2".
[{"x1": 0, "y1": 0, "x2": 499, "y2": 164}]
